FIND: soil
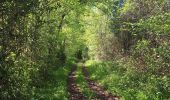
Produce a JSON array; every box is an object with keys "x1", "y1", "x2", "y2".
[
  {"x1": 67, "y1": 65, "x2": 86, "y2": 100},
  {"x1": 67, "y1": 64, "x2": 120, "y2": 100}
]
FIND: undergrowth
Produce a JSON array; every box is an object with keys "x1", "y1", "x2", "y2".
[
  {"x1": 32, "y1": 61, "x2": 73, "y2": 100},
  {"x1": 85, "y1": 60, "x2": 170, "y2": 100}
]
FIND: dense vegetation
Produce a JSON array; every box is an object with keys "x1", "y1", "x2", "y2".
[{"x1": 0, "y1": 0, "x2": 170, "y2": 99}]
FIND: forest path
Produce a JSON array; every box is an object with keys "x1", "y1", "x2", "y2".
[
  {"x1": 67, "y1": 64, "x2": 120, "y2": 100},
  {"x1": 82, "y1": 66, "x2": 120, "y2": 100},
  {"x1": 67, "y1": 65, "x2": 86, "y2": 100}
]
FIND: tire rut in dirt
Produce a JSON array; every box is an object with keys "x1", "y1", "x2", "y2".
[
  {"x1": 67, "y1": 65, "x2": 86, "y2": 100},
  {"x1": 82, "y1": 66, "x2": 120, "y2": 100}
]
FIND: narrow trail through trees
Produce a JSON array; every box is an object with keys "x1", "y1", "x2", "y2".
[
  {"x1": 67, "y1": 65, "x2": 86, "y2": 100},
  {"x1": 67, "y1": 64, "x2": 120, "y2": 100}
]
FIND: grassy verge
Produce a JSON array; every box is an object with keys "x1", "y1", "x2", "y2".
[
  {"x1": 85, "y1": 60, "x2": 170, "y2": 100},
  {"x1": 32, "y1": 61, "x2": 73, "y2": 100}
]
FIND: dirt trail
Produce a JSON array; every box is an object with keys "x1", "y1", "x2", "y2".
[
  {"x1": 82, "y1": 66, "x2": 120, "y2": 100},
  {"x1": 67, "y1": 64, "x2": 120, "y2": 100},
  {"x1": 67, "y1": 65, "x2": 86, "y2": 100}
]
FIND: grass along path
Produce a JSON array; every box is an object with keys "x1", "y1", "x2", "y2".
[
  {"x1": 33, "y1": 64, "x2": 71, "y2": 100},
  {"x1": 85, "y1": 60, "x2": 170, "y2": 100},
  {"x1": 82, "y1": 66, "x2": 120, "y2": 100}
]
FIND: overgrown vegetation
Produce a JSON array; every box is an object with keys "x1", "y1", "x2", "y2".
[
  {"x1": 85, "y1": 60, "x2": 170, "y2": 100},
  {"x1": 0, "y1": 0, "x2": 169, "y2": 99},
  {"x1": 33, "y1": 61, "x2": 72, "y2": 100}
]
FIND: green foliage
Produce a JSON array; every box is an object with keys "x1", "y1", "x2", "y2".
[
  {"x1": 33, "y1": 61, "x2": 72, "y2": 100},
  {"x1": 1, "y1": 0, "x2": 86, "y2": 99},
  {"x1": 1, "y1": 0, "x2": 169, "y2": 99},
  {"x1": 85, "y1": 60, "x2": 170, "y2": 100}
]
